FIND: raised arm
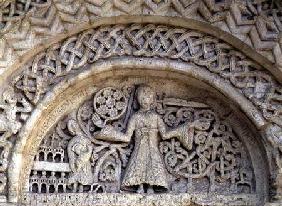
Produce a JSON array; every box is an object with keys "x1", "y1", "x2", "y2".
[
  {"x1": 158, "y1": 115, "x2": 195, "y2": 150},
  {"x1": 95, "y1": 115, "x2": 136, "y2": 143},
  {"x1": 158, "y1": 116, "x2": 189, "y2": 140},
  {"x1": 67, "y1": 139, "x2": 77, "y2": 172}
]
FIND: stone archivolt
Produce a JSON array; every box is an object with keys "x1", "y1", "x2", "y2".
[
  {"x1": 0, "y1": 19, "x2": 281, "y2": 206},
  {"x1": 13, "y1": 23, "x2": 282, "y2": 127},
  {"x1": 0, "y1": 0, "x2": 282, "y2": 71}
]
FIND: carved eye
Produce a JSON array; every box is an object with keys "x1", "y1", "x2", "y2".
[{"x1": 161, "y1": 145, "x2": 169, "y2": 153}]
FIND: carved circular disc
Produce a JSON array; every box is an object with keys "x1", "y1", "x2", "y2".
[{"x1": 94, "y1": 87, "x2": 127, "y2": 120}]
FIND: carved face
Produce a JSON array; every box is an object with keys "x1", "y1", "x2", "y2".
[
  {"x1": 137, "y1": 86, "x2": 155, "y2": 110},
  {"x1": 72, "y1": 143, "x2": 83, "y2": 155},
  {"x1": 68, "y1": 119, "x2": 79, "y2": 136}
]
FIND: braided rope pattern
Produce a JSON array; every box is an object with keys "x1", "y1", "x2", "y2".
[
  {"x1": 0, "y1": 0, "x2": 281, "y2": 70},
  {"x1": 14, "y1": 24, "x2": 282, "y2": 127}
]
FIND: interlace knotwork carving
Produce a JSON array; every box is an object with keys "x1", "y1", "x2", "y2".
[
  {"x1": 9, "y1": 25, "x2": 281, "y2": 195},
  {"x1": 160, "y1": 113, "x2": 253, "y2": 193},
  {"x1": 13, "y1": 24, "x2": 282, "y2": 127},
  {"x1": 29, "y1": 85, "x2": 254, "y2": 196},
  {"x1": 0, "y1": 0, "x2": 48, "y2": 33},
  {"x1": 0, "y1": 0, "x2": 281, "y2": 70}
]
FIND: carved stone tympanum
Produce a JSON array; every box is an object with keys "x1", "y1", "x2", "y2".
[
  {"x1": 25, "y1": 79, "x2": 259, "y2": 205},
  {"x1": 0, "y1": 1, "x2": 281, "y2": 205}
]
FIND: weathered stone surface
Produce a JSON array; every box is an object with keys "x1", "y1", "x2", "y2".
[
  {"x1": 0, "y1": 1, "x2": 282, "y2": 205},
  {"x1": 28, "y1": 84, "x2": 254, "y2": 196},
  {"x1": 0, "y1": 0, "x2": 282, "y2": 71},
  {"x1": 23, "y1": 193, "x2": 260, "y2": 206},
  {"x1": 11, "y1": 77, "x2": 266, "y2": 205}
]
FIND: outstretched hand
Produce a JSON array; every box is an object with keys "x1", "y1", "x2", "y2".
[
  {"x1": 94, "y1": 124, "x2": 117, "y2": 142},
  {"x1": 92, "y1": 113, "x2": 105, "y2": 128},
  {"x1": 101, "y1": 125, "x2": 115, "y2": 135}
]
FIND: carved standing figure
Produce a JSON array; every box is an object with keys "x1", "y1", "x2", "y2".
[
  {"x1": 95, "y1": 85, "x2": 207, "y2": 194},
  {"x1": 67, "y1": 119, "x2": 94, "y2": 192}
]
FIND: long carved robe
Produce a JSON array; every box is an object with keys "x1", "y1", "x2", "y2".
[{"x1": 96, "y1": 110, "x2": 190, "y2": 189}]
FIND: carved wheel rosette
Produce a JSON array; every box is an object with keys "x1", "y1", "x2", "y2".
[{"x1": 94, "y1": 87, "x2": 127, "y2": 121}]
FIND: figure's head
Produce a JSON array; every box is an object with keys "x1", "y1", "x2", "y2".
[
  {"x1": 72, "y1": 142, "x2": 84, "y2": 155},
  {"x1": 67, "y1": 119, "x2": 79, "y2": 136},
  {"x1": 137, "y1": 85, "x2": 155, "y2": 110}
]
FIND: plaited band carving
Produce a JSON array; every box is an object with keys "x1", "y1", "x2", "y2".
[
  {"x1": 13, "y1": 24, "x2": 282, "y2": 126},
  {"x1": 0, "y1": 0, "x2": 281, "y2": 71}
]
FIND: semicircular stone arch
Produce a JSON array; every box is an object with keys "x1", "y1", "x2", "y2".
[
  {"x1": 0, "y1": 16, "x2": 281, "y2": 206},
  {"x1": 8, "y1": 59, "x2": 270, "y2": 204},
  {"x1": 0, "y1": 0, "x2": 282, "y2": 73}
]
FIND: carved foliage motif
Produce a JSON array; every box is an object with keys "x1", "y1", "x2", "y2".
[
  {"x1": 29, "y1": 85, "x2": 254, "y2": 196},
  {"x1": 160, "y1": 113, "x2": 253, "y2": 194}
]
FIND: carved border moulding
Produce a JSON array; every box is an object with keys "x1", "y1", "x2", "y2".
[
  {"x1": 24, "y1": 84, "x2": 261, "y2": 205},
  {"x1": 12, "y1": 23, "x2": 282, "y2": 127},
  {"x1": 0, "y1": 0, "x2": 281, "y2": 70},
  {"x1": 0, "y1": 22, "x2": 280, "y2": 204},
  {"x1": 23, "y1": 193, "x2": 259, "y2": 206}
]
